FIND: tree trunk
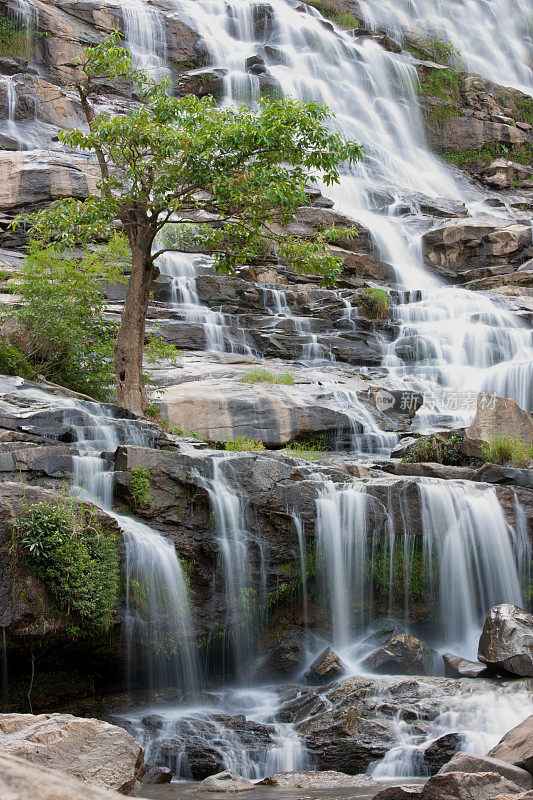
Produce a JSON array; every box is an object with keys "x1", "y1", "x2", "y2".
[{"x1": 114, "y1": 234, "x2": 154, "y2": 416}]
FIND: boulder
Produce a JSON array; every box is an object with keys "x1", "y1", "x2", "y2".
[
  {"x1": 423, "y1": 219, "x2": 532, "y2": 273},
  {"x1": 490, "y1": 715, "x2": 533, "y2": 774},
  {"x1": 262, "y1": 629, "x2": 313, "y2": 676},
  {"x1": 0, "y1": 751, "x2": 129, "y2": 800},
  {"x1": 478, "y1": 605, "x2": 533, "y2": 677},
  {"x1": 259, "y1": 770, "x2": 376, "y2": 787},
  {"x1": 197, "y1": 770, "x2": 254, "y2": 792},
  {"x1": 360, "y1": 634, "x2": 436, "y2": 676},
  {"x1": 421, "y1": 733, "x2": 464, "y2": 775},
  {"x1": 0, "y1": 713, "x2": 145, "y2": 794},
  {"x1": 177, "y1": 68, "x2": 227, "y2": 97},
  {"x1": 419, "y1": 771, "x2": 524, "y2": 800},
  {"x1": 140, "y1": 766, "x2": 172, "y2": 784},
  {"x1": 305, "y1": 647, "x2": 346, "y2": 684},
  {"x1": 372, "y1": 788, "x2": 422, "y2": 800},
  {"x1": 439, "y1": 753, "x2": 532, "y2": 789},
  {"x1": 463, "y1": 394, "x2": 533, "y2": 459},
  {"x1": 442, "y1": 653, "x2": 488, "y2": 678}
]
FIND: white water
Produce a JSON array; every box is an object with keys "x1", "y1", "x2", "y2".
[{"x1": 315, "y1": 478, "x2": 530, "y2": 659}]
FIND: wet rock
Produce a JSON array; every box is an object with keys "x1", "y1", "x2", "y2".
[
  {"x1": 478, "y1": 605, "x2": 533, "y2": 676},
  {"x1": 419, "y1": 770, "x2": 524, "y2": 800},
  {"x1": 360, "y1": 634, "x2": 436, "y2": 676},
  {"x1": 489, "y1": 715, "x2": 533, "y2": 774},
  {"x1": 198, "y1": 770, "x2": 254, "y2": 792},
  {"x1": 262, "y1": 629, "x2": 314, "y2": 676},
  {"x1": 245, "y1": 54, "x2": 267, "y2": 74},
  {"x1": 177, "y1": 68, "x2": 227, "y2": 97},
  {"x1": 140, "y1": 715, "x2": 165, "y2": 732},
  {"x1": 0, "y1": 751, "x2": 130, "y2": 800},
  {"x1": 442, "y1": 654, "x2": 488, "y2": 678},
  {"x1": 141, "y1": 766, "x2": 173, "y2": 784},
  {"x1": 305, "y1": 647, "x2": 346, "y2": 684},
  {"x1": 0, "y1": 713, "x2": 145, "y2": 794},
  {"x1": 462, "y1": 393, "x2": 533, "y2": 459},
  {"x1": 160, "y1": 740, "x2": 222, "y2": 781},
  {"x1": 439, "y1": 753, "x2": 532, "y2": 789},
  {"x1": 260, "y1": 770, "x2": 376, "y2": 787},
  {"x1": 362, "y1": 624, "x2": 406, "y2": 648},
  {"x1": 372, "y1": 788, "x2": 422, "y2": 800},
  {"x1": 422, "y1": 733, "x2": 464, "y2": 775}
]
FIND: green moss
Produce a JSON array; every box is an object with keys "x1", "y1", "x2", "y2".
[
  {"x1": 129, "y1": 466, "x2": 152, "y2": 508},
  {"x1": 304, "y1": 0, "x2": 361, "y2": 28},
  {"x1": 419, "y1": 68, "x2": 461, "y2": 103},
  {"x1": 495, "y1": 92, "x2": 533, "y2": 126},
  {"x1": 359, "y1": 287, "x2": 390, "y2": 319},
  {"x1": 11, "y1": 495, "x2": 120, "y2": 636},
  {"x1": 404, "y1": 36, "x2": 461, "y2": 67},
  {"x1": 442, "y1": 142, "x2": 533, "y2": 167}
]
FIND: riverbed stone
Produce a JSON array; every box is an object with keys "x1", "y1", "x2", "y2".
[
  {"x1": 489, "y1": 715, "x2": 533, "y2": 774},
  {"x1": 360, "y1": 634, "x2": 436, "y2": 676},
  {"x1": 478, "y1": 604, "x2": 533, "y2": 677},
  {"x1": 0, "y1": 713, "x2": 145, "y2": 794},
  {"x1": 260, "y1": 770, "x2": 376, "y2": 787},
  {"x1": 305, "y1": 647, "x2": 346, "y2": 684},
  {"x1": 439, "y1": 753, "x2": 533, "y2": 789},
  {"x1": 463, "y1": 394, "x2": 533, "y2": 459},
  {"x1": 442, "y1": 653, "x2": 489, "y2": 678},
  {"x1": 197, "y1": 770, "x2": 254, "y2": 792}
]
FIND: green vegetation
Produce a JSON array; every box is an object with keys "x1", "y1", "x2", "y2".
[
  {"x1": 495, "y1": 92, "x2": 533, "y2": 126},
  {"x1": 0, "y1": 269, "x2": 10, "y2": 282},
  {"x1": 129, "y1": 467, "x2": 152, "y2": 507},
  {"x1": 224, "y1": 435, "x2": 265, "y2": 452},
  {"x1": 304, "y1": 0, "x2": 361, "y2": 28},
  {"x1": 371, "y1": 543, "x2": 431, "y2": 606},
  {"x1": 405, "y1": 36, "x2": 461, "y2": 67},
  {"x1": 19, "y1": 32, "x2": 362, "y2": 415},
  {"x1": 0, "y1": 13, "x2": 31, "y2": 59},
  {"x1": 12, "y1": 495, "x2": 120, "y2": 636},
  {"x1": 482, "y1": 435, "x2": 533, "y2": 468},
  {"x1": 284, "y1": 437, "x2": 326, "y2": 461},
  {"x1": 419, "y1": 68, "x2": 460, "y2": 103},
  {"x1": 403, "y1": 433, "x2": 463, "y2": 465},
  {"x1": 240, "y1": 368, "x2": 295, "y2": 385},
  {"x1": 359, "y1": 287, "x2": 390, "y2": 319},
  {"x1": 0, "y1": 339, "x2": 36, "y2": 380},
  {"x1": 441, "y1": 142, "x2": 533, "y2": 167}
]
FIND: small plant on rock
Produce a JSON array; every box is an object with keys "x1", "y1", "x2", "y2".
[
  {"x1": 129, "y1": 467, "x2": 152, "y2": 507},
  {"x1": 482, "y1": 435, "x2": 533, "y2": 468},
  {"x1": 359, "y1": 287, "x2": 390, "y2": 319},
  {"x1": 225, "y1": 436, "x2": 265, "y2": 452},
  {"x1": 403, "y1": 433, "x2": 463, "y2": 465},
  {"x1": 240, "y1": 368, "x2": 295, "y2": 384}
]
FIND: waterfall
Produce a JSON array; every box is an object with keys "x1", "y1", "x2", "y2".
[
  {"x1": 261, "y1": 286, "x2": 332, "y2": 362},
  {"x1": 356, "y1": 0, "x2": 533, "y2": 96},
  {"x1": 120, "y1": 0, "x2": 168, "y2": 78},
  {"x1": 315, "y1": 478, "x2": 530, "y2": 658},
  {"x1": 65, "y1": 400, "x2": 199, "y2": 694},
  {"x1": 167, "y1": 0, "x2": 532, "y2": 415}
]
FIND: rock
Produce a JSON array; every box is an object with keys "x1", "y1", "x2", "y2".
[
  {"x1": 177, "y1": 68, "x2": 227, "y2": 97},
  {"x1": 463, "y1": 394, "x2": 533, "y2": 459},
  {"x1": 259, "y1": 770, "x2": 376, "y2": 787},
  {"x1": 0, "y1": 751, "x2": 129, "y2": 800},
  {"x1": 0, "y1": 713, "x2": 145, "y2": 794},
  {"x1": 442, "y1": 653, "x2": 489, "y2": 678},
  {"x1": 372, "y1": 788, "x2": 422, "y2": 800},
  {"x1": 141, "y1": 766, "x2": 172, "y2": 784},
  {"x1": 362, "y1": 624, "x2": 406, "y2": 648},
  {"x1": 360, "y1": 634, "x2": 436, "y2": 676},
  {"x1": 305, "y1": 647, "x2": 346, "y2": 684},
  {"x1": 420, "y1": 771, "x2": 524, "y2": 800},
  {"x1": 262, "y1": 629, "x2": 313, "y2": 676},
  {"x1": 439, "y1": 753, "x2": 532, "y2": 790},
  {"x1": 197, "y1": 770, "x2": 254, "y2": 792},
  {"x1": 489, "y1": 715, "x2": 533, "y2": 774},
  {"x1": 423, "y1": 219, "x2": 532, "y2": 273},
  {"x1": 422, "y1": 733, "x2": 464, "y2": 775},
  {"x1": 478, "y1": 604, "x2": 533, "y2": 677}
]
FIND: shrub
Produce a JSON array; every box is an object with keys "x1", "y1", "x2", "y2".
[
  {"x1": 240, "y1": 368, "x2": 295, "y2": 384},
  {"x1": 482, "y1": 435, "x2": 533, "y2": 468},
  {"x1": 403, "y1": 433, "x2": 463, "y2": 465},
  {"x1": 225, "y1": 435, "x2": 265, "y2": 452},
  {"x1": 305, "y1": 0, "x2": 361, "y2": 28},
  {"x1": 12, "y1": 495, "x2": 120, "y2": 634},
  {"x1": 0, "y1": 338, "x2": 36, "y2": 379},
  {"x1": 359, "y1": 287, "x2": 389, "y2": 319},
  {"x1": 0, "y1": 14, "x2": 30, "y2": 59},
  {"x1": 407, "y1": 36, "x2": 461, "y2": 67},
  {"x1": 129, "y1": 467, "x2": 152, "y2": 507}
]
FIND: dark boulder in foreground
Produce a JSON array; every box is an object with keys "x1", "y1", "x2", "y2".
[
  {"x1": 489, "y1": 715, "x2": 533, "y2": 775},
  {"x1": 478, "y1": 604, "x2": 533, "y2": 677},
  {"x1": 305, "y1": 647, "x2": 346, "y2": 684},
  {"x1": 361, "y1": 634, "x2": 436, "y2": 676},
  {"x1": 442, "y1": 653, "x2": 488, "y2": 678}
]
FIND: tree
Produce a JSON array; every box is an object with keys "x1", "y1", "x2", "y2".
[{"x1": 18, "y1": 33, "x2": 363, "y2": 416}]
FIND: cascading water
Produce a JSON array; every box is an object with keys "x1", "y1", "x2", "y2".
[
  {"x1": 315, "y1": 477, "x2": 530, "y2": 660},
  {"x1": 356, "y1": 0, "x2": 533, "y2": 96},
  {"x1": 119, "y1": 0, "x2": 168, "y2": 78},
  {"x1": 261, "y1": 286, "x2": 333, "y2": 362},
  {"x1": 169, "y1": 0, "x2": 532, "y2": 418}
]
